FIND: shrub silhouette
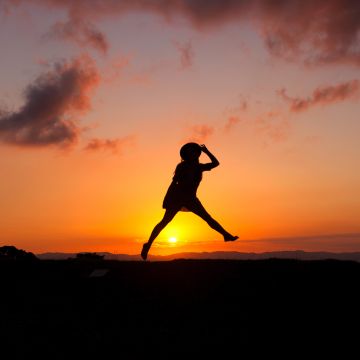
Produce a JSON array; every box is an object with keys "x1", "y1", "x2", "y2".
[
  {"x1": 75, "y1": 252, "x2": 104, "y2": 261},
  {"x1": 0, "y1": 245, "x2": 37, "y2": 261}
]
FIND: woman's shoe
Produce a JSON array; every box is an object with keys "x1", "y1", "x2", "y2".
[{"x1": 224, "y1": 235, "x2": 239, "y2": 242}]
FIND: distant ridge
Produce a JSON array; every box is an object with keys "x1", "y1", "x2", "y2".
[{"x1": 36, "y1": 250, "x2": 360, "y2": 262}]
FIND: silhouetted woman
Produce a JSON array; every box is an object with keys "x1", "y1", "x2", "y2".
[{"x1": 141, "y1": 143, "x2": 238, "y2": 260}]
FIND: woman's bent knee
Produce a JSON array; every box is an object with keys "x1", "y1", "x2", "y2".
[{"x1": 159, "y1": 219, "x2": 169, "y2": 227}]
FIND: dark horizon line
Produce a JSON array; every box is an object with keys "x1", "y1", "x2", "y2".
[
  {"x1": 36, "y1": 249, "x2": 360, "y2": 256},
  {"x1": 35, "y1": 249, "x2": 360, "y2": 263}
]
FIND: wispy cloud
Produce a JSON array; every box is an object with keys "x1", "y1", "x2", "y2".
[
  {"x1": 224, "y1": 116, "x2": 242, "y2": 133},
  {"x1": 279, "y1": 80, "x2": 360, "y2": 112},
  {"x1": 47, "y1": 18, "x2": 108, "y2": 54},
  {"x1": 223, "y1": 100, "x2": 247, "y2": 133},
  {"x1": 0, "y1": 55, "x2": 99, "y2": 149},
  {"x1": 185, "y1": 124, "x2": 214, "y2": 143},
  {"x1": 102, "y1": 55, "x2": 132, "y2": 84},
  {"x1": 255, "y1": 111, "x2": 291, "y2": 144},
  {"x1": 83, "y1": 135, "x2": 136, "y2": 154},
  {"x1": 174, "y1": 40, "x2": 194, "y2": 70},
  {"x1": 222, "y1": 98, "x2": 291, "y2": 144}
]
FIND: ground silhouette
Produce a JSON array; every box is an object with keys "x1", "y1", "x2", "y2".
[{"x1": 1, "y1": 258, "x2": 359, "y2": 357}]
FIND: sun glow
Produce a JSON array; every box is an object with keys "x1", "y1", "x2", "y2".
[{"x1": 169, "y1": 237, "x2": 177, "y2": 243}]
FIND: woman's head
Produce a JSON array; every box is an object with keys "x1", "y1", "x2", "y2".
[{"x1": 180, "y1": 142, "x2": 201, "y2": 161}]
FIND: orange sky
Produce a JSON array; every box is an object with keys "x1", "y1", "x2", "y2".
[{"x1": 1, "y1": 1, "x2": 360, "y2": 255}]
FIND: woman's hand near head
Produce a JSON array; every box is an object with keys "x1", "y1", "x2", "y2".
[{"x1": 200, "y1": 144, "x2": 210, "y2": 153}]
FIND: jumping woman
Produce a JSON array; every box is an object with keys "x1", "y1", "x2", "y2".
[{"x1": 141, "y1": 143, "x2": 239, "y2": 260}]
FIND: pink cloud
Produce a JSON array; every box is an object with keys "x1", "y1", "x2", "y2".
[
  {"x1": 83, "y1": 135, "x2": 135, "y2": 154},
  {"x1": 251, "y1": 110, "x2": 291, "y2": 145},
  {"x1": 174, "y1": 40, "x2": 194, "y2": 70},
  {"x1": 185, "y1": 124, "x2": 214, "y2": 143},
  {"x1": 279, "y1": 80, "x2": 360, "y2": 112},
  {"x1": 102, "y1": 55, "x2": 132, "y2": 84},
  {"x1": 47, "y1": 18, "x2": 108, "y2": 54},
  {"x1": 224, "y1": 116, "x2": 242, "y2": 132}
]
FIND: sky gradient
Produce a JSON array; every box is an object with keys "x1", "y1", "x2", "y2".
[{"x1": 1, "y1": 0, "x2": 360, "y2": 255}]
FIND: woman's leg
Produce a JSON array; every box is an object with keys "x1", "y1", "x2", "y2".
[
  {"x1": 188, "y1": 199, "x2": 238, "y2": 241},
  {"x1": 141, "y1": 207, "x2": 179, "y2": 260}
]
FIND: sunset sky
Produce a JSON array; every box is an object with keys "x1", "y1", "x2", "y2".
[{"x1": 1, "y1": 0, "x2": 360, "y2": 255}]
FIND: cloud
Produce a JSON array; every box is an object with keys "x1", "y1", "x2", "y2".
[
  {"x1": 4, "y1": 0, "x2": 360, "y2": 66},
  {"x1": 259, "y1": 1, "x2": 360, "y2": 66},
  {"x1": 47, "y1": 18, "x2": 108, "y2": 54},
  {"x1": 224, "y1": 116, "x2": 242, "y2": 132},
  {"x1": 223, "y1": 100, "x2": 247, "y2": 132},
  {"x1": 0, "y1": 55, "x2": 99, "y2": 148},
  {"x1": 254, "y1": 111, "x2": 291, "y2": 144},
  {"x1": 174, "y1": 40, "x2": 194, "y2": 69},
  {"x1": 279, "y1": 80, "x2": 360, "y2": 112},
  {"x1": 102, "y1": 55, "x2": 132, "y2": 84},
  {"x1": 83, "y1": 135, "x2": 135, "y2": 154},
  {"x1": 185, "y1": 124, "x2": 214, "y2": 143}
]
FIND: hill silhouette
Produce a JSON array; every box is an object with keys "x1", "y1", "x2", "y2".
[
  {"x1": 37, "y1": 249, "x2": 360, "y2": 262},
  {"x1": 1, "y1": 258, "x2": 359, "y2": 357}
]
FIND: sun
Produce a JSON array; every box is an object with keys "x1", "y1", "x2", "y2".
[{"x1": 168, "y1": 236, "x2": 177, "y2": 244}]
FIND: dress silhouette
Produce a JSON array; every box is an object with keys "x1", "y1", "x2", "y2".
[{"x1": 141, "y1": 143, "x2": 238, "y2": 260}]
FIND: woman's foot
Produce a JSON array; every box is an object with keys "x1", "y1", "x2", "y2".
[
  {"x1": 224, "y1": 235, "x2": 239, "y2": 242},
  {"x1": 141, "y1": 243, "x2": 151, "y2": 260}
]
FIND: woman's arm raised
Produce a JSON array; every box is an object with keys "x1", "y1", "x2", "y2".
[{"x1": 200, "y1": 144, "x2": 219, "y2": 168}]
